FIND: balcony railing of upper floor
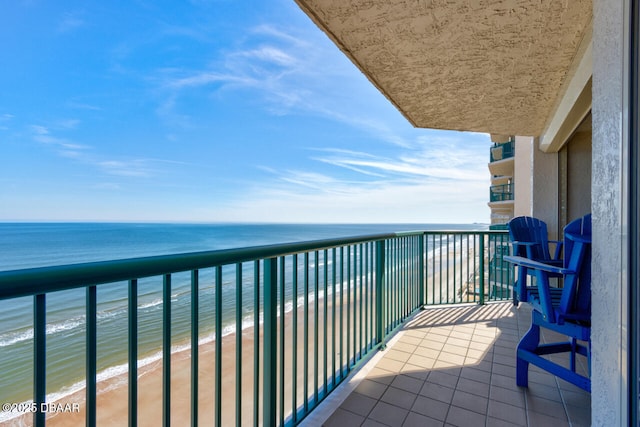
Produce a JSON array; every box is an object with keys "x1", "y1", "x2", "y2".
[
  {"x1": 490, "y1": 139, "x2": 515, "y2": 162},
  {"x1": 0, "y1": 229, "x2": 511, "y2": 427},
  {"x1": 490, "y1": 183, "x2": 514, "y2": 202}
]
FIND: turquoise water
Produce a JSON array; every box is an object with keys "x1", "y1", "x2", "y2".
[{"x1": 0, "y1": 222, "x2": 483, "y2": 414}]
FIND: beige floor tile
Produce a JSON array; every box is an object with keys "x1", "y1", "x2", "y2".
[
  {"x1": 451, "y1": 389, "x2": 488, "y2": 415},
  {"x1": 368, "y1": 401, "x2": 409, "y2": 426}
]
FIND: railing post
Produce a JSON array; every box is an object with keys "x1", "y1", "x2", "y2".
[
  {"x1": 375, "y1": 240, "x2": 385, "y2": 344},
  {"x1": 191, "y1": 271, "x2": 199, "y2": 427},
  {"x1": 263, "y1": 257, "x2": 277, "y2": 427},
  {"x1": 419, "y1": 234, "x2": 425, "y2": 308},
  {"x1": 128, "y1": 280, "x2": 138, "y2": 427},
  {"x1": 162, "y1": 274, "x2": 171, "y2": 427},
  {"x1": 34, "y1": 294, "x2": 46, "y2": 427},
  {"x1": 479, "y1": 234, "x2": 485, "y2": 305},
  {"x1": 86, "y1": 286, "x2": 97, "y2": 427}
]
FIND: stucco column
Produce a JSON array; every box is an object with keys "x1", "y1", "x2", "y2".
[{"x1": 592, "y1": 0, "x2": 629, "y2": 425}]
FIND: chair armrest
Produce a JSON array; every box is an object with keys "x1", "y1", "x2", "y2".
[
  {"x1": 504, "y1": 255, "x2": 568, "y2": 275},
  {"x1": 566, "y1": 234, "x2": 591, "y2": 244},
  {"x1": 511, "y1": 241, "x2": 539, "y2": 247}
]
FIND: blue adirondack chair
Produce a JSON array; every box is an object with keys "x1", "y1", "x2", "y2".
[
  {"x1": 505, "y1": 214, "x2": 591, "y2": 392},
  {"x1": 507, "y1": 216, "x2": 564, "y2": 304}
]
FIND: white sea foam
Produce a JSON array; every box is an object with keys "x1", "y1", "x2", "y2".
[
  {"x1": 138, "y1": 298, "x2": 163, "y2": 310},
  {"x1": 0, "y1": 316, "x2": 86, "y2": 348}
]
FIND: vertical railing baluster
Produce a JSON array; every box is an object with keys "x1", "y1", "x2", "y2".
[
  {"x1": 403, "y1": 237, "x2": 407, "y2": 316},
  {"x1": 368, "y1": 242, "x2": 373, "y2": 348},
  {"x1": 313, "y1": 251, "x2": 319, "y2": 405},
  {"x1": 163, "y1": 274, "x2": 171, "y2": 427},
  {"x1": 467, "y1": 235, "x2": 472, "y2": 303},
  {"x1": 263, "y1": 258, "x2": 277, "y2": 427},
  {"x1": 128, "y1": 279, "x2": 138, "y2": 427},
  {"x1": 291, "y1": 255, "x2": 298, "y2": 425},
  {"x1": 439, "y1": 235, "x2": 443, "y2": 304},
  {"x1": 432, "y1": 234, "x2": 436, "y2": 305},
  {"x1": 352, "y1": 246, "x2": 357, "y2": 360},
  {"x1": 388, "y1": 240, "x2": 393, "y2": 330},
  {"x1": 86, "y1": 285, "x2": 97, "y2": 427},
  {"x1": 479, "y1": 234, "x2": 486, "y2": 305},
  {"x1": 323, "y1": 249, "x2": 328, "y2": 397},
  {"x1": 339, "y1": 247, "x2": 344, "y2": 378},
  {"x1": 191, "y1": 271, "x2": 199, "y2": 427},
  {"x1": 346, "y1": 246, "x2": 351, "y2": 371},
  {"x1": 364, "y1": 243, "x2": 369, "y2": 351},
  {"x1": 254, "y1": 261, "x2": 260, "y2": 427},
  {"x1": 375, "y1": 240, "x2": 385, "y2": 346},
  {"x1": 359, "y1": 244, "x2": 363, "y2": 358},
  {"x1": 34, "y1": 293, "x2": 46, "y2": 427},
  {"x1": 279, "y1": 257, "x2": 285, "y2": 427},
  {"x1": 215, "y1": 266, "x2": 222, "y2": 427},
  {"x1": 419, "y1": 234, "x2": 425, "y2": 307},
  {"x1": 235, "y1": 264, "x2": 242, "y2": 427},
  {"x1": 331, "y1": 247, "x2": 336, "y2": 389},
  {"x1": 303, "y1": 253, "x2": 309, "y2": 412}
]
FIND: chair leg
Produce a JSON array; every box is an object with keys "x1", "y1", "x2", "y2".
[{"x1": 517, "y1": 321, "x2": 540, "y2": 388}]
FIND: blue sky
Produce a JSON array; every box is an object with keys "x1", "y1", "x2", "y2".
[{"x1": 0, "y1": 0, "x2": 491, "y2": 223}]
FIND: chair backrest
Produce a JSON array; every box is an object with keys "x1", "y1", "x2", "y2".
[
  {"x1": 507, "y1": 216, "x2": 552, "y2": 261},
  {"x1": 559, "y1": 214, "x2": 592, "y2": 319}
]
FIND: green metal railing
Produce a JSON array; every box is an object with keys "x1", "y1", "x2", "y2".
[
  {"x1": 490, "y1": 139, "x2": 515, "y2": 162},
  {"x1": 0, "y1": 230, "x2": 509, "y2": 427},
  {"x1": 490, "y1": 183, "x2": 514, "y2": 202}
]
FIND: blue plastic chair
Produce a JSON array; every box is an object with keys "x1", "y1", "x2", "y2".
[
  {"x1": 507, "y1": 216, "x2": 563, "y2": 304},
  {"x1": 505, "y1": 214, "x2": 591, "y2": 392}
]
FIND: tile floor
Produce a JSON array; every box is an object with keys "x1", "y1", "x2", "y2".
[{"x1": 302, "y1": 302, "x2": 590, "y2": 427}]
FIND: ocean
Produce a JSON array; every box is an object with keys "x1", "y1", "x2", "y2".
[{"x1": 0, "y1": 222, "x2": 483, "y2": 416}]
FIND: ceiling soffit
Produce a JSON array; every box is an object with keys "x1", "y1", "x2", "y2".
[{"x1": 295, "y1": 0, "x2": 593, "y2": 136}]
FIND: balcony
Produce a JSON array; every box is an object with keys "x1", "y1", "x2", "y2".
[
  {"x1": 490, "y1": 183, "x2": 514, "y2": 203},
  {"x1": 490, "y1": 140, "x2": 515, "y2": 163},
  {"x1": 0, "y1": 229, "x2": 590, "y2": 427},
  {"x1": 488, "y1": 141, "x2": 515, "y2": 178}
]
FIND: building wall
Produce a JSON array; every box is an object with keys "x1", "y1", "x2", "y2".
[
  {"x1": 566, "y1": 124, "x2": 592, "y2": 222},
  {"x1": 592, "y1": 0, "x2": 628, "y2": 424},
  {"x1": 514, "y1": 136, "x2": 533, "y2": 218},
  {"x1": 531, "y1": 144, "x2": 559, "y2": 240},
  {"x1": 513, "y1": 136, "x2": 560, "y2": 240}
]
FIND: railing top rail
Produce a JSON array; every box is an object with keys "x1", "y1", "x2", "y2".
[
  {"x1": 0, "y1": 229, "x2": 507, "y2": 300},
  {"x1": 421, "y1": 230, "x2": 508, "y2": 236}
]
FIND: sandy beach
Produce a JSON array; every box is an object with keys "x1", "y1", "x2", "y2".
[{"x1": 6, "y1": 283, "x2": 371, "y2": 427}]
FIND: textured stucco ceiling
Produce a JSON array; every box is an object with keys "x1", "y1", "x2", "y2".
[{"x1": 295, "y1": 0, "x2": 592, "y2": 136}]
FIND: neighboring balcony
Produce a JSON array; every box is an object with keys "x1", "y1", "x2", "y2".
[
  {"x1": 489, "y1": 140, "x2": 515, "y2": 177},
  {"x1": 490, "y1": 183, "x2": 514, "y2": 203},
  {"x1": 490, "y1": 140, "x2": 515, "y2": 163}
]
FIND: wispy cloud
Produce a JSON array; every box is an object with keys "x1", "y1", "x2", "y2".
[
  {"x1": 30, "y1": 125, "x2": 91, "y2": 155},
  {"x1": 58, "y1": 12, "x2": 86, "y2": 33},
  {"x1": 98, "y1": 160, "x2": 154, "y2": 177},
  {"x1": 211, "y1": 175, "x2": 489, "y2": 223},
  {"x1": 309, "y1": 137, "x2": 488, "y2": 182},
  {"x1": 153, "y1": 22, "x2": 414, "y2": 147},
  {"x1": 28, "y1": 123, "x2": 183, "y2": 180}
]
